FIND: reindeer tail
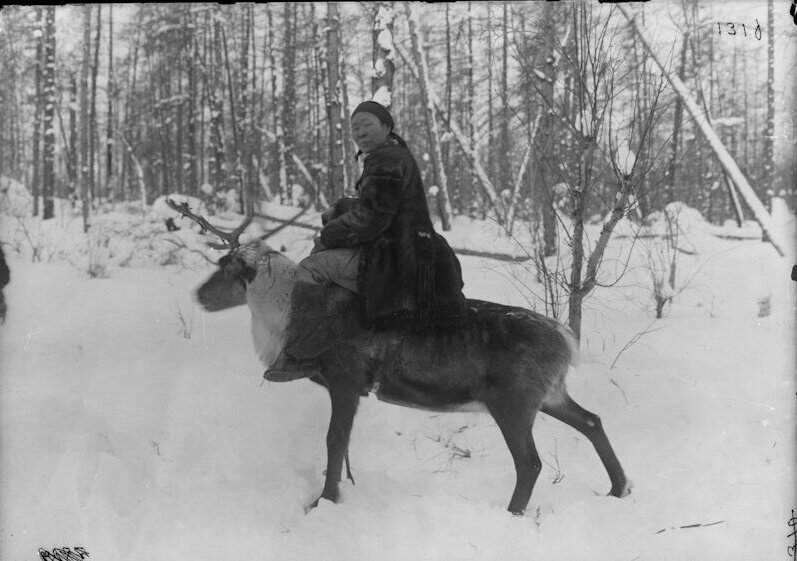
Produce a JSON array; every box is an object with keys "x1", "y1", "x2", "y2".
[{"x1": 557, "y1": 323, "x2": 581, "y2": 368}]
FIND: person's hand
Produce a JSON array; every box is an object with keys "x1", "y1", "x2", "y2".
[
  {"x1": 322, "y1": 207, "x2": 338, "y2": 225},
  {"x1": 311, "y1": 236, "x2": 327, "y2": 254}
]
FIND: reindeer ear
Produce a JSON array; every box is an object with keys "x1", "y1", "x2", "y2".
[
  {"x1": 220, "y1": 253, "x2": 258, "y2": 284},
  {"x1": 240, "y1": 264, "x2": 257, "y2": 284}
]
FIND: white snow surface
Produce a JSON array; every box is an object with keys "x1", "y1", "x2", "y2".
[{"x1": 1, "y1": 196, "x2": 795, "y2": 561}]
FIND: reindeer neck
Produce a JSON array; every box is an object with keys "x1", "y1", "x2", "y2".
[{"x1": 245, "y1": 251, "x2": 298, "y2": 367}]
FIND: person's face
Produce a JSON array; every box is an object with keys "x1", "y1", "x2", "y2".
[{"x1": 351, "y1": 112, "x2": 391, "y2": 154}]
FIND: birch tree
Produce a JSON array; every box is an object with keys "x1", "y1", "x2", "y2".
[
  {"x1": 532, "y1": 4, "x2": 668, "y2": 339},
  {"x1": 371, "y1": 3, "x2": 395, "y2": 107},
  {"x1": 405, "y1": 2, "x2": 453, "y2": 230},
  {"x1": 325, "y1": 2, "x2": 345, "y2": 201}
]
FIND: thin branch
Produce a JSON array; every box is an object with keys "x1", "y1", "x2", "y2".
[{"x1": 610, "y1": 319, "x2": 662, "y2": 370}]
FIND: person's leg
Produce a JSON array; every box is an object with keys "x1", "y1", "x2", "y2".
[
  {"x1": 264, "y1": 249, "x2": 360, "y2": 382},
  {"x1": 295, "y1": 248, "x2": 360, "y2": 293}
]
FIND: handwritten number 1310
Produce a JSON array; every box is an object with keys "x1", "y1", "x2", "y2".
[{"x1": 717, "y1": 20, "x2": 763, "y2": 40}]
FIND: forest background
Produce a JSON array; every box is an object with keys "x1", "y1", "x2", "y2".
[{"x1": 0, "y1": 0, "x2": 795, "y2": 334}]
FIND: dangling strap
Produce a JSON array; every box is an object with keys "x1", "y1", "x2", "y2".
[{"x1": 415, "y1": 230, "x2": 438, "y2": 327}]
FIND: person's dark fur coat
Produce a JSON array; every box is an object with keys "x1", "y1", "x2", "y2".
[{"x1": 320, "y1": 142, "x2": 467, "y2": 330}]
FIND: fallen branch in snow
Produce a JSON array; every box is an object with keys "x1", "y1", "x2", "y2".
[
  {"x1": 619, "y1": 6, "x2": 787, "y2": 258},
  {"x1": 454, "y1": 247, "x2": 530, "y2": 263},
  {"x1": 655, "y1": 520, "x2": 727, "y2": 534}
]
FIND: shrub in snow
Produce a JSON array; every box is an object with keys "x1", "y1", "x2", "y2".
[
  {"x1": 0, "y1": 176, "x2": 32, "y2": 215},
  {"x1": 639, "y1": 203, "x2": 704, "y2": 318},
  {"x1": 84, "y1": 228, "x2": 112, "y2": 279}
]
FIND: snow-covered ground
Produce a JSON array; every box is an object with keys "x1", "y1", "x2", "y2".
[{"x1": 1, "y1": 190, "x2": 795, "y2": 560}]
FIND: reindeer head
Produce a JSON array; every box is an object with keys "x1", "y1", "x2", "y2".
[
  {"x1": 166, "y1": 199, "x2": 258, "y2": 312},
  {"x1": 195, "y1": 251, "x2": 252, "y2": 311},
  {"x1": 165, "y1": 199, "x2": 299, "y2": 314}
]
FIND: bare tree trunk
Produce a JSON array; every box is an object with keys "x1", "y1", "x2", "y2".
[
  {"x1": 538, "y1": 9, "x2": 562, "y2": 257},
  {"x1": 121, "y1": 7, "x2": 142, "y2": 202},
  {"x1": 32, "y1": 6, "x2": 43, "y2": 217},
  {"x1": 308, "y1": 3, "x2": 323, "y2": 203},
  {"x1": 444, "y1": 3, "x2": 452, "y2": 173},
  {"x1": 763, "y1": 0, "x2": 775, "y2": 211},
  {"x1": 42, "y1": 5, "x2": 56, "y2": 220},
  {"x1": 486, "y1": 5, "x2": 495, "y2": 186},
  {"x1": 106, "y1": 4, "x2": 115, "y2": 200},
  {"x1": 174, "y1": 20, "x2": 185, "y2": 197},
  {"x1": 282, "y1": 3, "x2": 297, "y2": 203},
  {"x1": 326, "y1": 2, "x2": 345, "y2": 201},
  {"x1": 237, "y1": 3, "x2": 255, "y2": 215},
  {"x1": 498, "y1": 2, "x2": 510, "y2": 199},
  {"x1": 371, "y1": 2, "x2": 395, "y2": 105},
  {"x1": 405, "y1": 2, "x2": 453, "y2": 230},
  {"x1": 339, "y1": 51, "x2": 358, "y2": 190},
  {"x1": 665, "y1": 32, "x2": 688, "y2": 206},
  {"x1": 209, "y1": 19, "x2": 227, "y2": 196},
  {"x1": 81, "y1": 4, "x2": 91, "y2": 231},
  {"x1": 221, "y1": 23, "x2": 245, "y2": 213},
  {"x1": 185, "y1": 6, "x2": 197, "y2": 196},
  {"x1": 465, "y1": 3, "x2": 475, "y2": 214},
  {"x1": 267, "y1": 5, "x2": 287, "y2": 202},
  {"x1": 90, "y1": 4, "x2": 100, "y2": 202},
  {"x1": 68, "y1": 74, "x2": 78, "y2": 193}
]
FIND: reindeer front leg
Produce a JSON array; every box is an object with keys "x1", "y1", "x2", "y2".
[{"x1": 310, "y1": 379, "x2": 361, "y2": 510}]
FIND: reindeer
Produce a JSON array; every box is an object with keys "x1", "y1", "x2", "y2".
[{"x1": 167, "y1": 200, "x2": 632, "y2": 515}]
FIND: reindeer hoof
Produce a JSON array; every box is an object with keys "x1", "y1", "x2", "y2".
[
  {"x1": 609, "y1": 479, "x2": 633, "y2": 498},
  {"x1": 305, "y1": 488, "x2": 340, "y2": 514},
  {"x1": 304, "y1": 498, "x2": 320, "y2": 514},
  {"x1": 320, "y1": 486, "x2": 340, "y2": 503}
]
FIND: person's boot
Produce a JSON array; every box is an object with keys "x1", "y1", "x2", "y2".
[
  {"x1": 264, "y1": 351, "x2": 319, "y2": 382},
  {"x1": 264, "y1": 282, "x2": 355, "y2": 382}
]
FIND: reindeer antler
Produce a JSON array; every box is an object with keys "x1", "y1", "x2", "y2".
[{"x1": 166, "y1": 198, "x2": 253, "y2": 250}]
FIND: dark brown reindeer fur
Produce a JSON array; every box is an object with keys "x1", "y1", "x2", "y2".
[{"x1": 195, "y1": 239, "x2": 631, "y2": 515}]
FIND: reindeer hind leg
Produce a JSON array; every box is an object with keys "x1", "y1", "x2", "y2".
[{"x1": 541, "y1": 392, "x2": 631, "y2": 497}]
